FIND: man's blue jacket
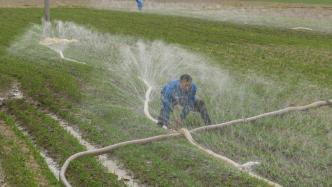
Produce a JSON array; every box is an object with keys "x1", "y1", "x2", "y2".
[{"x1": 160, "y1": 80, "x2": 197, "y2": 125}]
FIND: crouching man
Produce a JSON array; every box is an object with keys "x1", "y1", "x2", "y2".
[{"x1": 157, "y1": 74, "x2": 212, "y2": 129}]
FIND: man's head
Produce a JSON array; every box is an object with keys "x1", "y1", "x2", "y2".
[{"x1": 180, "y1": 74, "x2": 192, "y2": 92}]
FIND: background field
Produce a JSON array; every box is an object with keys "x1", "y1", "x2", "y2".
[
  {"x1": 0, "y1": 1, "x2": 331, "y2": 186},
  {"x1": 248, "y1": 0, "x2": 332, "y2": 4}
]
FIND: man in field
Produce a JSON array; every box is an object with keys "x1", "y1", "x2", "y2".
[
  {"x1": 157, "y1": 74, "x2": 212, "y2": 129},
  {"x1": 136, "y1": 0, "x2": 144, "y2": 11}
]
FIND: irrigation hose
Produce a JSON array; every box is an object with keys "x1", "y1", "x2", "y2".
[
  {"x1": 138, "y1": 77, "x2": 158, "y2": 123},
  {"x1": 60, "y1": 132, "x2": 182, "y2": 187},
  {"x1": 59, "y1": 79, "x2": 332, "y2": 187},
  {"x1": 191, "y1": 99, "x2": 332, "y2": 134},
  {"x1": 179, "y1": 128, "x2": 281, "y2": 187},
  {"x1": 327, "y1": 99, "x2": 332, "y2": 107}
]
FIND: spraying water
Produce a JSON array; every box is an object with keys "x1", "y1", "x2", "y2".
[
  {"x1": 8, "y1": 21, "x2": 332, "y2": 186},
  {"x1": 10, "y1": 20, "x2": 234, "y2": 127}
]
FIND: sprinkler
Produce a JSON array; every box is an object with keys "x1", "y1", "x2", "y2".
[{"x1": 39, "y1": 37, "x2": 86, "y2": 64}]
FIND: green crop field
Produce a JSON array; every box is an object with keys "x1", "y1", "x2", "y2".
[{"x1": 0, "y1": 3, "x2": 331, "y2": 187}]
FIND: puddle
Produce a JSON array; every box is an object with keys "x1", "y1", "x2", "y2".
[{"x1": 9, "y1": 82, "x2": 23, "y2": 99}]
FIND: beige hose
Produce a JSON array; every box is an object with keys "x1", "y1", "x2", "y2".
[
  {"x1": 179, "y1": 128, "x2": 281, "y2": 187},
  {"x1": 191, "y1": 99, "x2": 332, "y2": 133},
  {"x1": 60, "y1": 132, "x2": 182, "y2": 187},
  {"x1": 60, "y1": 99, "x2": 331, "y2": 187}
]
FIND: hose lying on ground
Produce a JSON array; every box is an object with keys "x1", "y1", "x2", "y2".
[
  {"x1": 138, "y1": 77, "x2": 158, "y2": 123},
  {"x1": 180, "y1": 128, "x2": 281, "y2": 187},
  {"x1": 60, "y1": 99, "x2": 332, "y2": 187}
]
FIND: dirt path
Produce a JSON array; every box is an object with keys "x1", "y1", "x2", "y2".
[{"x1": 0, "y1": 120, "x2": 50, "y2": 186}]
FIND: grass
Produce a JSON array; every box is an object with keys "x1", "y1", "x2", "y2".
[
  {"x1": 193, "y1": 109, "x2": 332, "y2": 186},
  {"x1": 3, "y1": 99, "x2": 125, "y2": 187},
  {"x1": 0, "y1": 7, "x2": 331, "y2": 187},
  {"x1": 0, "y1": 133, "x2": 39, "y2": 187},
  {"x1": 0, "y1": 74, "x2": 13, "y2": 92},
  {"x1": 0, "y1": 112, "x2": 60, "y2": 187}
]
